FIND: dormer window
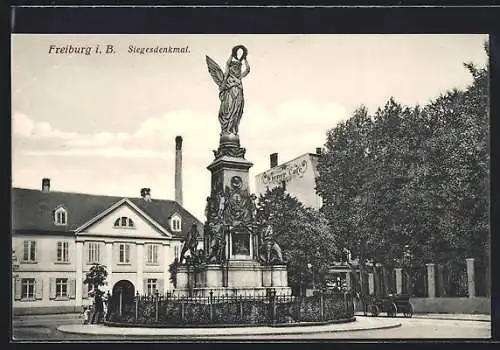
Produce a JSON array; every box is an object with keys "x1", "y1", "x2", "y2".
[
  {"x1": 54, "y1": 206, "x2": 67, "y2": 226},
  {"x1": 170, "y1": 214, "x2": 182, "y2": 232},
  {"x1": 114, "y1": 216, "x2": 135, "y2": 229}
]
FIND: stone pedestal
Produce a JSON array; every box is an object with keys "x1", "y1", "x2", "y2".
[
  {"x1": 466, "y1": 258, "x2": 475, "y2": 298},
  {"x1": 262, "y1": 266, "x2": 272, "y2": 287},
  {"x1": 395, "y1": 268, "x2": 403, "y2": 295},
  {"x1": 175, "y1": 286, "x2": 292, "y2": 298},
  {"x1": 194, "y1": 268, "x2": 206, "y2": 288},
  {"x1": 280, "y1": 266, "x2": 288, "y2": 288},
  {"x1": 426, "y1": 263, "x2": 436, "y2": 298},
  {"x1": 174, "y1": 133, "x2": 292, "y2": 299},
  {"x1": 174, "y1": 262, "x2": 292, "y2": 297},
  {"x1": 177, "y1": 266, "x2": 189, "y2": 290},
  {"x1": 227, "y1": 260, "x2": 263, "y2": 288},
  {"x1": 207, "y1": 156, "x2": 253, "y2": 197},
  {"x1": 207, "y1": 154, "x2": 256, "y2": 263},
  {"x1": 205, "y1": 264, "x2": 224, "y2": 288},
  {"x1": 270, "y1": 265, "x2": 286, "y2": 287}
]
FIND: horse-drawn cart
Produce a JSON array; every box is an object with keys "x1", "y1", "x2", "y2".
[{"x1": 363, "y1": 294, "x2": 413, "y2": 318}]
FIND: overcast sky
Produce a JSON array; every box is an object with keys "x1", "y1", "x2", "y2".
[{"x1": 11, "y1": 34, "x2": 488, "y2": 221}]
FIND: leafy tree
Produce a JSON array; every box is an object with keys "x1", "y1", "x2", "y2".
[
  {"x1": 316, "y1": 106, "x2": 377, "y2": 292},
  {"x1": 256, "y1": 187, "x2": 338, "y2": 294},
  {"x1": 315, "y1": 47, "x2": 489, "y2": 295},
  {"x1": 169, "y1": 258, "x2": 179, "y2": 288},
  {"x1": 83, "y1": 263, "x2": 108, "y2": 297}
]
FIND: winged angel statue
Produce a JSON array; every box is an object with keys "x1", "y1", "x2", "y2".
[{"x1": 206, "y1": 45, "x2": 250, "y2": 136}]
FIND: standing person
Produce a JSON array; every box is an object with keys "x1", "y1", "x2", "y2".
[
  {"x1": 104, "y1": 291, "x2": 112, "y2": 321},
  {"x1": 91, "y1": 291, "x2": 104, "y2": 324}
]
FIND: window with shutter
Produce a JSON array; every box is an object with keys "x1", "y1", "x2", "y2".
[
  {"x1": 49, "y1": 278, "x2": 56, "y2": 300},
  {"x1": 82, "y1": 273, "x2": 89, "y2": 299},
  {"x1": 14, "y1": 278, "x2": 22, "y2": 301},
  {"x1": 35, "y1": 279, "x2": 43, "y2": 300},
  {"x1": 82, "y1": 281, "x2": 89, "y2": 299},
  {"x1": 69, "y1": 279, "x2": 76, "y2": 299}
]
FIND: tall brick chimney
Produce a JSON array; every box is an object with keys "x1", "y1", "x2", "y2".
[
  {"x1": 175, "y1": 136, "x2": 183, "y2": 205},
  {"x1": 270, "y1": 153, "x2": 278, "y2": 168},
  {"x1": 42, "y1": 178, "x2": 50, "y2": 192}
]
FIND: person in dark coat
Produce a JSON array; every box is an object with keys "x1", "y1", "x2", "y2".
[
  {"x1": 104, "y1": 291, "x2": 112, "y2": 321},
  {"x1": 91, "y1": 291, "x2": 104, "y2": 324}
]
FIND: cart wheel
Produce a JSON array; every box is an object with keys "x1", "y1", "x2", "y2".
[
  {"x1": 387, "y1": 302, "x2": 397, "y2": 317},
  {"x1": 403, "y1": 302, "x2": 413, "y2": 318},
  {"x1": 369, "y1": 304, "x2": 380, "y2": 317}
]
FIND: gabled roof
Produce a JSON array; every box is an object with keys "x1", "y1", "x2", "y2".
[
  {"x1": 74, "y1": 198, "x2": 172, "y2": 237},
  {"x1": 11, "y1": 187, "x2": 203, "y2": 239}
]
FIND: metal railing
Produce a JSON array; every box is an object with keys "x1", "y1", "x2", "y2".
[{"x1": 107, "y1": 289, "x2": 354, "y2": 326}]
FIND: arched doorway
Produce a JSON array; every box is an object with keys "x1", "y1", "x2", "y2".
[{"x1": 112, "y1": 280, "x2": 135, "y2": 302}]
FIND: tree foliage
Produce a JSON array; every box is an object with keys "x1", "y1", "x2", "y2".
[
  {"x1": 316, "y1": 54, "x2": 489, "y2": 269},
  {"x1": 169, "y1": 258, "x2": 179, "y2": 288},
  {"x1": 256, "y1": 187, "x2": 338, "y2": 292}
]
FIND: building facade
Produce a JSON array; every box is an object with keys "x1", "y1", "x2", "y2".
[
  {"x1": 12, "y1": 182, "x2": 203, "y2": 315},
  {"x1": 11, "y1": 136, "x2": 204, "y2": 315},
  {"x1": 254, "y1": 149, "x2": 323, "y2": 209}
]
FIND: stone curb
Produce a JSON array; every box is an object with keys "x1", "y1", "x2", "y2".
[
  {"x1": 57, "y1": 317, "x2": 402, "y2": 337},
  {"x1": 411, "y1": 315, "x2": 491, "y2": 322},
  {"x1": 103, "y1": 316, "x2": 355, "y2": 328},
  {"x1": 353, "y1": 313, "x2": 490, "y2": 322}
]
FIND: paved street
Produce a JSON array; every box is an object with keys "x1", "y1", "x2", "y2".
[
  {"x1": 12, "y1": 314, "x2": 491, "y2": 341},
  {"x1": 208, "y1": 317, "x2": 490, "y2": 340}
]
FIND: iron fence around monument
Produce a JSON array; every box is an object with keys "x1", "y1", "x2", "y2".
[{"x1": 106, "y1": 289, "x2": 354, "y2": 326}]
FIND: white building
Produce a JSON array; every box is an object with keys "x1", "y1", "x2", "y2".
[
  {"x1": 12, "y1": 137, "x2": 203, "y2": 315},
  {"x1": 254, "y1": 149, "x2": 323, "y2": 209}
]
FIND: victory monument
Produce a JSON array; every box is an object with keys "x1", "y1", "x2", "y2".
[{"x1": 175, "y1": 45, "x2": 292, "y2": 297}]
